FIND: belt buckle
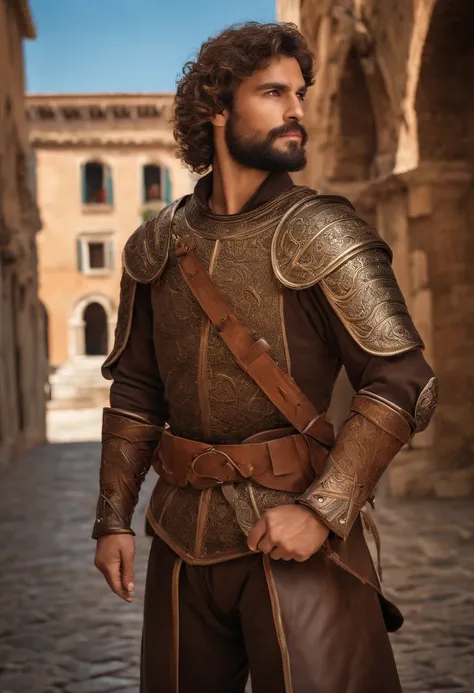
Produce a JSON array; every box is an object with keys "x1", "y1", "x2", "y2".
[{"x1": 190, "y1": 447, "x2": 253, "y2": 484}]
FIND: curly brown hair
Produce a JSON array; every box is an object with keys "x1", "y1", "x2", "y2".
[{"x1": 173, "y1": 22, "x2": 314, "y2": 174}]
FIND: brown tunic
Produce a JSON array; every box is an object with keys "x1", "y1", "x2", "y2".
[{"x1": 107, "y1": 173, "x2": 433, "y2": 693}]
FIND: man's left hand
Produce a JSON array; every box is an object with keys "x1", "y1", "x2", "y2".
[{"x1": 247, "y1": 504, "x2": 330, "y2": 562}]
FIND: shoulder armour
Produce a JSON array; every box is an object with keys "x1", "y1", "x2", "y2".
[
  {"x1": 101, "y1": 270, "x2": 137, "y2": 380},
  {"x1": 123, "y1": 196, "x2": 186, "y2": 283},
  {"x1": 272, "y1": 195, "x2": 424, "y2": 356},
  {"x1": 271, "y1": 194, "x2": 390, "y2": 289},
  {"x1": 101, "y1": 196, "x2": 186, "y2": 379}
]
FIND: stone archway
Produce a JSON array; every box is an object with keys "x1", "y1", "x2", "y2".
[
  {"x1": 84, "y1": 303, "x2": 108, "y2": 356},
  {"x1": 410, "y1": 0, "x2": 474, "y2": 471},
  {"x1": 68, "y1": 294, "x2": 116, "y2": 358}
]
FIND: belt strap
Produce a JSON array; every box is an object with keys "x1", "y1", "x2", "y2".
[{"x1": 174, "y1": 236, "x2": 335, "y2": 449}]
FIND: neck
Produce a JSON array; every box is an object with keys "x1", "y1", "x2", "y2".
[{"x1": 208, "y1": 156, "x2": 269, "y2": 215}]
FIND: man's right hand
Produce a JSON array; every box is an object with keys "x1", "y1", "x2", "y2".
[{"x1": 94, "y1": 534, "x2": 136, "y2": 602}]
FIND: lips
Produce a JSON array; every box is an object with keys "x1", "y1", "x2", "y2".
[{"x1": 280, "y1": 132, "x2": 302, "y2": 141}]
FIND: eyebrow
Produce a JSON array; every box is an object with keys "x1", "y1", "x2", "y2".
[{"x1": 256, "y1": 82, "x2": 307, "y2": 93}]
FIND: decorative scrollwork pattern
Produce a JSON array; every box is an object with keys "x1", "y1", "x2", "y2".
[{"x1": 414, "y1": 376, "x2": 438, "y2": 432}]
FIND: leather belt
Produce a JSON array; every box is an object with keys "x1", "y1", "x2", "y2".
[{"x1": 153, "y1": 428, "x2": 328, "y2": 493}]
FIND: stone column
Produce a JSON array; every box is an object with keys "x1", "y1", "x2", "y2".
[
  {"x1": 373, "y1": 177, "x2": 412, "y2": 304},
  {"x1": 68, "y1": 319, "x2": 85, "y2": 358},
  {"x1": 403, "y1": 162, "x2": 474, "y2": 471}
]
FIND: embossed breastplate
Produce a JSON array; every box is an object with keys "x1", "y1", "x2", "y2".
[{"x1": 150, "y1": 188, "x2": 311, "y2": 444}]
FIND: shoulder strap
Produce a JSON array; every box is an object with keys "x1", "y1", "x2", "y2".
[{"x1": 174, "y1": 237, "x2": 334, "y2": 449}]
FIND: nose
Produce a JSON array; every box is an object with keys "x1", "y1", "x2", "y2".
[{"x1": 283, "y1": 93, "x2": 304, "y2": 123}]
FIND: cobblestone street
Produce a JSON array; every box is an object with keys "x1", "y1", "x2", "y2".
[{"x1": 0, "y1": 410, "x2": 473, "y2": 693}]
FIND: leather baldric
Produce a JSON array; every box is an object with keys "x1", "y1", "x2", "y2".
[{"x1": 174, "y1": 236, "x2": 335, "y2": 450}]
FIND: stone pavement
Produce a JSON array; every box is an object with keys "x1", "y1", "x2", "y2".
[{"x1": 0, "y1": 409, "x2": 473, "y2": 693}]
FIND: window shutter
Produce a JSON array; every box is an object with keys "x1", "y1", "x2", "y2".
[
  {"x1": 76, "y1": 238, "x2": 83, "y2": 272},
  {"x1": 142, "y1": 166, "x2": 147, "y2": 203},
  {"x1": 105, "y1": 165, "x2": 114, "y2": 205},
  {"x1": 164, "y1": 167, "x2": 172, "y2": 204},
  {"x1": 80, "y1": 163, "x2": 87, "y2": 204},
  {"x1": 107, "y1": 240, "x2": 115, "y2": 270}
]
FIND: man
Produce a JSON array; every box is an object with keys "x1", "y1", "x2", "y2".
[{"x1": 93, "y1": 22, "x2": 437, "y2": 693}]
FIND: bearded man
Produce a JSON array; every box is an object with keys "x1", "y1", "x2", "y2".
[{"x1": 93, "y1": 22, "x2": 437, "y2": 693}]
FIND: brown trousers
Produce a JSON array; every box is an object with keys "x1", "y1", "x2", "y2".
[{"x1": 141, "y1": 534, "x2": 402, "y2": 693}]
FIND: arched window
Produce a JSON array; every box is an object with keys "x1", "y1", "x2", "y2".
[
  {"x1": 142, "y1": 164, "x2": 172, "y2": 204},
  {"x1": 84, "y1": 302, "x2": 108, "y2": 355},
  {"x1": 81, "y1": 161, "x2": 114, "y2": 205}
]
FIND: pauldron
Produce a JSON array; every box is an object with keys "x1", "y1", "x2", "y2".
[
  {"x1": 123, "y1": 197, "x2": 184, "y2": 283},
  {"x1": 272, "y1": 195, "x2": 424, "y2": 356},
  {"x1": 101, "y1": 198, "x2": 184, "y2": 379}
]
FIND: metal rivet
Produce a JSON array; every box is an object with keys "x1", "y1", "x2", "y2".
[
  {"x1": 339, "y1": 518, "x2": 346, "y2": 525},
  {"x1": 317, "y1": 497, "x2": 324, "y2": 503}
]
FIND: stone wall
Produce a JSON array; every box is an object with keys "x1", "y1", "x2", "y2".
[
  {"x1": 0, "y1": 0, "x2": 46, "y2": 468},
  {"x1": 278, "y1": 0, "x2": 474, "y2": 497}
]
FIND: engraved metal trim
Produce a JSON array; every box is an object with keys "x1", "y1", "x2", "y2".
[
  {"x1": 414, "y1": 376, "x2": 438, "y2": 433},
  {"x1": 358, "y1": 389, "x2": 415, "y2": 431},
  {"x1": 185, "y1": 186, "x2": 315, "y2": 240},
  {"x1": 271, "y1": 194, "x2": 390, "y2": 290},
  {"x1": 123, "y1": 196, "x2": 184, "y2": 283},
  {"x1": 320, "y1": 248, "x2": 425, "y2": 356}
]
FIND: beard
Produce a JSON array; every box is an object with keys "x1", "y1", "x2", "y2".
[{"x1": 225, "y1": 114, "x2": 308, "y2": 173}]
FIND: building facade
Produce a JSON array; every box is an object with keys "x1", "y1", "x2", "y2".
[
  {"x1": 28, "y1": 93, "x2": 194, "y2": 406},
  {"x1": 0, "y1": 0, "x2": 46, "y2": 469},
  {"x1": 278, "y1": 0, "x2": 474, "y2": 497}
]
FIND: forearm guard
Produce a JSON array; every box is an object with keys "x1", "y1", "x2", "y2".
[
  {"x1": 92, "y1": 408, "x2": 163, "y2": 539},
  {"x1": 298, "y1": 394, "x2": 413, "y2": 539}
]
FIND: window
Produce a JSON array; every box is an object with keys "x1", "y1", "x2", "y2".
[
  {"x1": 142, "y1": 164, "x2": 172, "y2": 205},
  {"x1": 76, "y1": 233, "x2": 115, "y2": 275},
  {"x1": 88, "y1": 242, "x2": 106, "y2": 269},
  {"x1": 81, "y1": 161, "x2": 113, "y2": 205},
  {"x1": 143, "y1": 164, "x2": 162, "y2": 202}
]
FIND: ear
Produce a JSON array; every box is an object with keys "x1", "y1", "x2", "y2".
[{"x1": 210, "y1": 108, "x2": 229, "y2": 128}]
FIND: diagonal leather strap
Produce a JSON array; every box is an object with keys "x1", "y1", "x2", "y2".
[{"x1": 174, "y1": 237, "x2": 335, "y2": 449}]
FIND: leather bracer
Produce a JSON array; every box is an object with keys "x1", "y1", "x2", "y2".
[
  {"x1": 297, "y1": 394, "x2": 413, "y2": 540},
  {"x1": 92, "y1": 408, "x2": 164, "y2": 539}
]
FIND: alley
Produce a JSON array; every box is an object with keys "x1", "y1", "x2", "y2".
[{"x1": 0, "y1": 410, "x2": 473, "y2": 693}]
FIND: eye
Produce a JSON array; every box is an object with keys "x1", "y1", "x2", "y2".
[
  {"x1": 265, "y1": 89, "x2": 280, "y2": 97},
  {"x1": 297, "y1": 92, "x2": 306, "y2": 102}
]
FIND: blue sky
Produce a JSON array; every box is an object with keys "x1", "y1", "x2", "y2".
[{"x1": 25, "y1": 0, "x2": 276, "y2": 94}]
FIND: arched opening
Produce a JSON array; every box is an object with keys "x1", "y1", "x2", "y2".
[
  {"x1": 84, "y1": 302, "x2": 108, "y2": 356},
  {"x1": 416, "y1": 0, "x2": 472, "y2": 161},
  {"x1": 328, "y1": 46, "x2": 377, "y2": 182},
  {"x1": 82, "y1": 161, "x2": 113, "y2": 205},
  {"x1": 143, "y1": 164, "x2": 162, "y2": 202}
]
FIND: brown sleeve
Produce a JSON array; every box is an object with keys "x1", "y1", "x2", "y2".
[
  {"x1": 109, "y1": 282, "x2": 169, "y2": 426},
  {"x1": 297, "y1": 284, "x2": 436, "y2": 538},
  {"x1": 308, "y1": 284, "x2": 434, "y2": 415}
]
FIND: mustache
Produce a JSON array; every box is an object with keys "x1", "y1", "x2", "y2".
[{"x1": 268, "y1": 123, "x2": 308, "y2": 144}]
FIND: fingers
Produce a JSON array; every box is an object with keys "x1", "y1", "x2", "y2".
[
  {"x1": 101, "y1": 561, "x2": 132, "y2": 602},
  {"x1": 120, "y1": 545, "x2": 135, "y2": 597},
  {"x1": 270, "y1": 547, "x2": 284, "y2": 560},
  {"x1": 247, "y1": 517, "x2": 267, "y2": 552},
  {"x1": 94, "y1": 536, "x2": 135, "y2": 603},
  {"x1": 257, "y1": 533, "x2": 277, "y2": 555}
]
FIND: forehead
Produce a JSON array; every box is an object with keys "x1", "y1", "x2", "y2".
[{"x1": 240, "y1": 55, "x2": 305, "y2": 92}]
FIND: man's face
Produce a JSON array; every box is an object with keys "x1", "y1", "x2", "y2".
[{"x1": 224, "y1": 55, "x2": 308, "y2": 173}]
